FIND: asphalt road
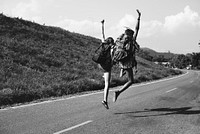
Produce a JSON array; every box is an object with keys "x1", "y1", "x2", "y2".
[{"x1": 0, "y1": 70, "x2": 200, "y2": 134}]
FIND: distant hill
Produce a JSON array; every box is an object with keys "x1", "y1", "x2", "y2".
[
  {"x1": 141, "y1": 47, "x2": 176, "y2": 61},
  {"x1": 0, "y1": 14, "x2": 181, "y2": 107}
]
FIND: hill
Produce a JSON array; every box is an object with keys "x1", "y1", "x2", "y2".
[
  {"x1": 0, "y1": 14, "x2": 182, "y2": 107},
  {"x1": 141, "y1": 47, "x2": 176, "y2": 61}
]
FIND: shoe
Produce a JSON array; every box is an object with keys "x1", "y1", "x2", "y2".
[
  {"x1": 102, "y1": 101, "x2": 109, "y2": 109},
  {"x1": 113, "y1": 91, "x2": 120, "y2": 102}
]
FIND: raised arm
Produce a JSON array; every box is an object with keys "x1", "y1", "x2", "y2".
[{"x1": 133, "y1": 9, "x2": 141, "y2": 40}]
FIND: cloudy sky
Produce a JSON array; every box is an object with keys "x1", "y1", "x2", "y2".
[{"x1": 1, "y1": 0, "x2": 200, "y2": 54}]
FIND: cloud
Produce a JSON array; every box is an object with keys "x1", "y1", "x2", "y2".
[
  {"x1": 54, "y1": 5, "x2": 200, "y2": 40},
  {"x1": 139, "y1": 20, "x2": 163, "y2": 38},
  {"x1": 55, "y1": 14, "x2": 142, "y2": 39},
  {"x1": 55, "y1": 13, "x2": 163, "y2": 39},
  {"x1": 116, "y1": 6, "x2": 200, "y2": 38},
  {"x1": 55, "y1": 19, "x2": 101, "y2": 38},
  {"x1": 108, "y1": 14, "x2": 163, "y2": 38},
  {"x1": 55, "y1": 14, "x2": 162, "y2": 39},
  {"x1": 134, "y1": 5, "x2": 200, "y2": 37},
  {"x1": 163, "y1": 6, "x2": 200, "y2": 33},
  {"x1": 55, "y1": 14, "x2": 140, "y2": 39},
  {"x1": 107, "y1": 14, "x2": 136, "y2": 39},
  {"x1": 118, "y1": 14, "x2": 136, "y2": 28},
  {"x1": 11, "y1": 0, "x2": 42, "y2": 22}
]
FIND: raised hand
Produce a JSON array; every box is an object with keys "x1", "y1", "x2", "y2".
[{"x1": 136, "y1": 9, "x2": 141, "y2": 17}]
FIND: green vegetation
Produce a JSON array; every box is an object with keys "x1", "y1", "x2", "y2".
[
  {"x1": 0, "y1": 14, "x2": 182, "y2": 107},
  {"x1": 139, "y1": 47, "x2": 200, "y2": 69},
  {"x1": 139, "y1": 48, "x2": 175, "y2": 62},
  {"x1": 170, "y1": 53, "x2": 200, "y2": 69}
]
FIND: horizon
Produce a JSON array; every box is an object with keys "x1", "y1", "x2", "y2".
[{"x1": 1, "y1": 0, "x2": 200, "y2": 54}]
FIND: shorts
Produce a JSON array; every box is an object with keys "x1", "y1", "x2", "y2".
[
  {"x1": 119, "y1": 55, "x2": 136, "y2": 69},
  {"x1": 99, "y1": 59, "x2": 112, "y2": 72}
]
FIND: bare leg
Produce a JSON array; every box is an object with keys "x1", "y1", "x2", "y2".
[
  {"x1": 103, "y1": 72, "x2": 111, "y2": 102},
  {"x1": 102, "y1": 71, "x2": 111, "y2": 109},
  {"x1": 113, "y1": 68, "x2": 134, "y2": 102},
  {"x1": 119, "y1": 68, "x2": 134, "y2": 93}
]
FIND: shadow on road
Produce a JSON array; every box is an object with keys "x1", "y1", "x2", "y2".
[{"x1": 114, "y1": 106, "x2": 200, "y2": 117}]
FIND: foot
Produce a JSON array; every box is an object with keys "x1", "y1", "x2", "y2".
[
  {"x1": 102, "y1": 101, "x2": 109, "y2": 109},
  {"x1": 113, "y1": 91, "x2": 120, "y2": 102}
]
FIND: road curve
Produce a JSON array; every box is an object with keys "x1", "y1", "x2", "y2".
[{"x1": 0, "y1": 70, "x2": 200, "y2": 134}]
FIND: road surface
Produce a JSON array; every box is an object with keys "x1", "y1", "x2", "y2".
[{"x1": 0, "y1": 70, "x2": 200, "y2": 134}]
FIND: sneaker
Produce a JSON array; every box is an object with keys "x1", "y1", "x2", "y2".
[
  {"x1": 102, "y1": 101, "x2": 109, "y2": 109},
  {"x1": 113, "y1": 91, "x2": 120, "y2": 102}
]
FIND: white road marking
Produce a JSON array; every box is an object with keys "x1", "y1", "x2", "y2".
[
  {"x1": 53, "y1": 120, "x2": 93, "y2": 134},
  {"x1": 166, "y1": 88, "x2": 177, "y2": 93},
  {"x1": 0, "y1": 72, "x2": 189, "y2": 111}
]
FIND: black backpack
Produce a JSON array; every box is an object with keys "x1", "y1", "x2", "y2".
[
  {"x1": 92, "y1": 37, "x2": 114, "y2": 64},
  {"x1": 92, "y1": 43, "x2": 110, "y2": 64}
]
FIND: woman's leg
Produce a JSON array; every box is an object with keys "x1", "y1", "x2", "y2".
[
  {"x1": 113, "y1": 68, "x2": 134, "y2": 102},
  {"x1": 103, "y1": 71, "x2": 111, "y2": 102},
  {"x1": 119, "y1": 68, "x2": 134, "y2": 93},
  {"x1": 102, "y1": 71, "x2": 111, "y2": 109}
]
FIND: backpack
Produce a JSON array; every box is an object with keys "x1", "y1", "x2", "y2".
[
  {"x1": 112, "y1": 34, "x2": 132, "y2": 63},
  {"x1": 92, "y1": 37, "x2": 113, "y2": 64},
  {"x1": 112, "y1": 34, "x2": 140, "y2": 63}
]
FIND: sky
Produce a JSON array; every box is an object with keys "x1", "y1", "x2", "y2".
[{"x1": 1, "y1": 0, "x2": 200, "y2": 54}]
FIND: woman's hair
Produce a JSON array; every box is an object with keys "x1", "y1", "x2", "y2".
[
  {"x1": 105, "y1": 37, "x2": 114, "y2": 44},
  {"x1": 125, "y1": 28, "x2": 134, "y2": 36}
]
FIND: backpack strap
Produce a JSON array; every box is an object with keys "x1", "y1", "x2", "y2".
[{"x1": 94, "y1": 43, "x2": 103, "y2": 53}]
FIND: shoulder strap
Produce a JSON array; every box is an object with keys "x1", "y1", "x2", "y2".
[{"x1": 94, "y1": 44, "x2": 102, "y2": 53}]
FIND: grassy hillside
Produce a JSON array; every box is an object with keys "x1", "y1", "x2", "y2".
[{"x1": 0, "y1": 14, "x2": 182, "y2": 107}]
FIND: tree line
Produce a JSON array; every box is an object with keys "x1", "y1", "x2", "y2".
[
  {"x1": 170, "y1": 53, "x2": 200, "y2": 69},
  {"x1": 138, "y1": 49, "x2": 200, "y2": 70}
]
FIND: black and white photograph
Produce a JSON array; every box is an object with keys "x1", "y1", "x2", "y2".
[{"x1": 0, "y1": 0, "x2": 200, "y2": 133}]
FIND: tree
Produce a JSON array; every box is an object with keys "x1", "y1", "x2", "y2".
[
  {"x1": 170, "y1": 54, "x2": 192, "y2": 69},
  {"x1": 191, "y1": 52, "x2": 200, "y2": 69}
]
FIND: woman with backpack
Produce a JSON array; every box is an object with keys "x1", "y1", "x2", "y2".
[
  {"x1": 113, "y1": 9, "x2": 141, "y2": 102},
  {"x1": 99, "y1": 37, "x2": 115, "y2": 109},
  {"x1": 92, "y1": 20, "x2": 115, "y2": 109}
]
